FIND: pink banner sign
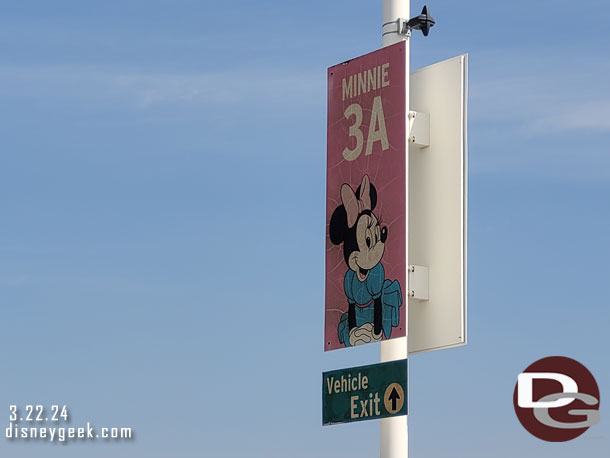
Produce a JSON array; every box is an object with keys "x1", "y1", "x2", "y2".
[{"x1": 325, "y1": 43, "x2": 406, "y2": 351}]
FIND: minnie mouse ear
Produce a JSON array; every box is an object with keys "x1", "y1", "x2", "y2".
[
  {"x1": 329, "y1": 205, "x2": 348, "y2": 245},
  {"x1": 341, "y1": 184, "x2": 359, "y2": 228},
  {"x1": 355, "y1": 179, "x2": 377, "y2": 210}
]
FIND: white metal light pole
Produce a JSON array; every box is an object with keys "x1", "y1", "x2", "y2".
[{"x1": 380, "y1": 1, "x2": 410, "y2": 458}]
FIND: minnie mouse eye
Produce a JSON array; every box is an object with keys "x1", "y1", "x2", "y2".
[
  {"x1": 366, "y1": 236, "x2": 371, "y2": 248},
  {"x1": 381, "y1": 226, "x2": 388, "y2": 243}
]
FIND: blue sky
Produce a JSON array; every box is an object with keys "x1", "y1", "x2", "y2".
[{"x1": 0, "y1": 1, "x2": 608, "y2": 457}]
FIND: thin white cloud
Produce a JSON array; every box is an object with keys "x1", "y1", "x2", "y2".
[
  {"x1": 471, "y1": 47, "x2": 610, "y2": 134},
  {"x1": 528, "y1": 99, "x2": 610, "y2": 133},
  {"x1": 0, "y1": 64, "x2": 323, "y2": 109},
  {"x1": 467, "y1": 46, "x2": 610, "y2": 179},
  {"x1": 0, "y1": 275, "x2": 28, "y2": 286},
  {"x1": 110, "y1": 70, "x2": 322, "y2": 108}
]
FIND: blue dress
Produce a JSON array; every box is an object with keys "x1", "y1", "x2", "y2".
[
  {"x1": 338, "y1": 263, "x2": 403, "y2": 346},
  {"x1": 344, "y1": 263, "x2": 385, "y2": 306}
]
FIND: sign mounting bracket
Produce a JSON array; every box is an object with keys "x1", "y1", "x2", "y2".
[
  {"x1": 408, "y1": 110, "x2": 430, "y2": 148},
  {"x1": 408, "y1": 265, "x2": 429, "y2": 301}
]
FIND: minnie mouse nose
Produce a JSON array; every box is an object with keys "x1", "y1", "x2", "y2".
[{"x1": 381, "y1": 226, "x2": 388, "y2": 243}]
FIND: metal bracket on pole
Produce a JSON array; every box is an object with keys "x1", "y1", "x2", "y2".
[
  {"x1": 384, "y1": 6, "x2": 436, "y2": 38},
  {"x1": 382, "y1": 18, "x2": 411, "y2": 38},
  {"x1": 408, "y1": 111, "x2": 430, "y2": 148},
  {"x1": 397, "y1": 18, "x2": 411, "y2": 37},
  {"x1": 408, "y1": 265, "x2": 429, "y2": 301}
]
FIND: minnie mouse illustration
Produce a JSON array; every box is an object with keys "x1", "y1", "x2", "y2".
[{"x1": 329, "y1": 174, "x2": 403, "y2": 347}]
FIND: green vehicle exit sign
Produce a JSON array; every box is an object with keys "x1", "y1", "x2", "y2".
[{"x1": 322, "y1": 359, "x2": 408, "y2": 426}]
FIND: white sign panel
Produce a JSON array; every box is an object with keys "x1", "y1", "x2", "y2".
[{"x1": 408, "y1": 54, "x2": 468, "y2": 354}]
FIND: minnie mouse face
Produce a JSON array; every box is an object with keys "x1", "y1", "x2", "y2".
[
  {"x1": 329, "y1": 175, "x2": 388, "y2": 281},
  {"x1": 349, "y1": 211, "x2": 388, "y2": 281}
]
